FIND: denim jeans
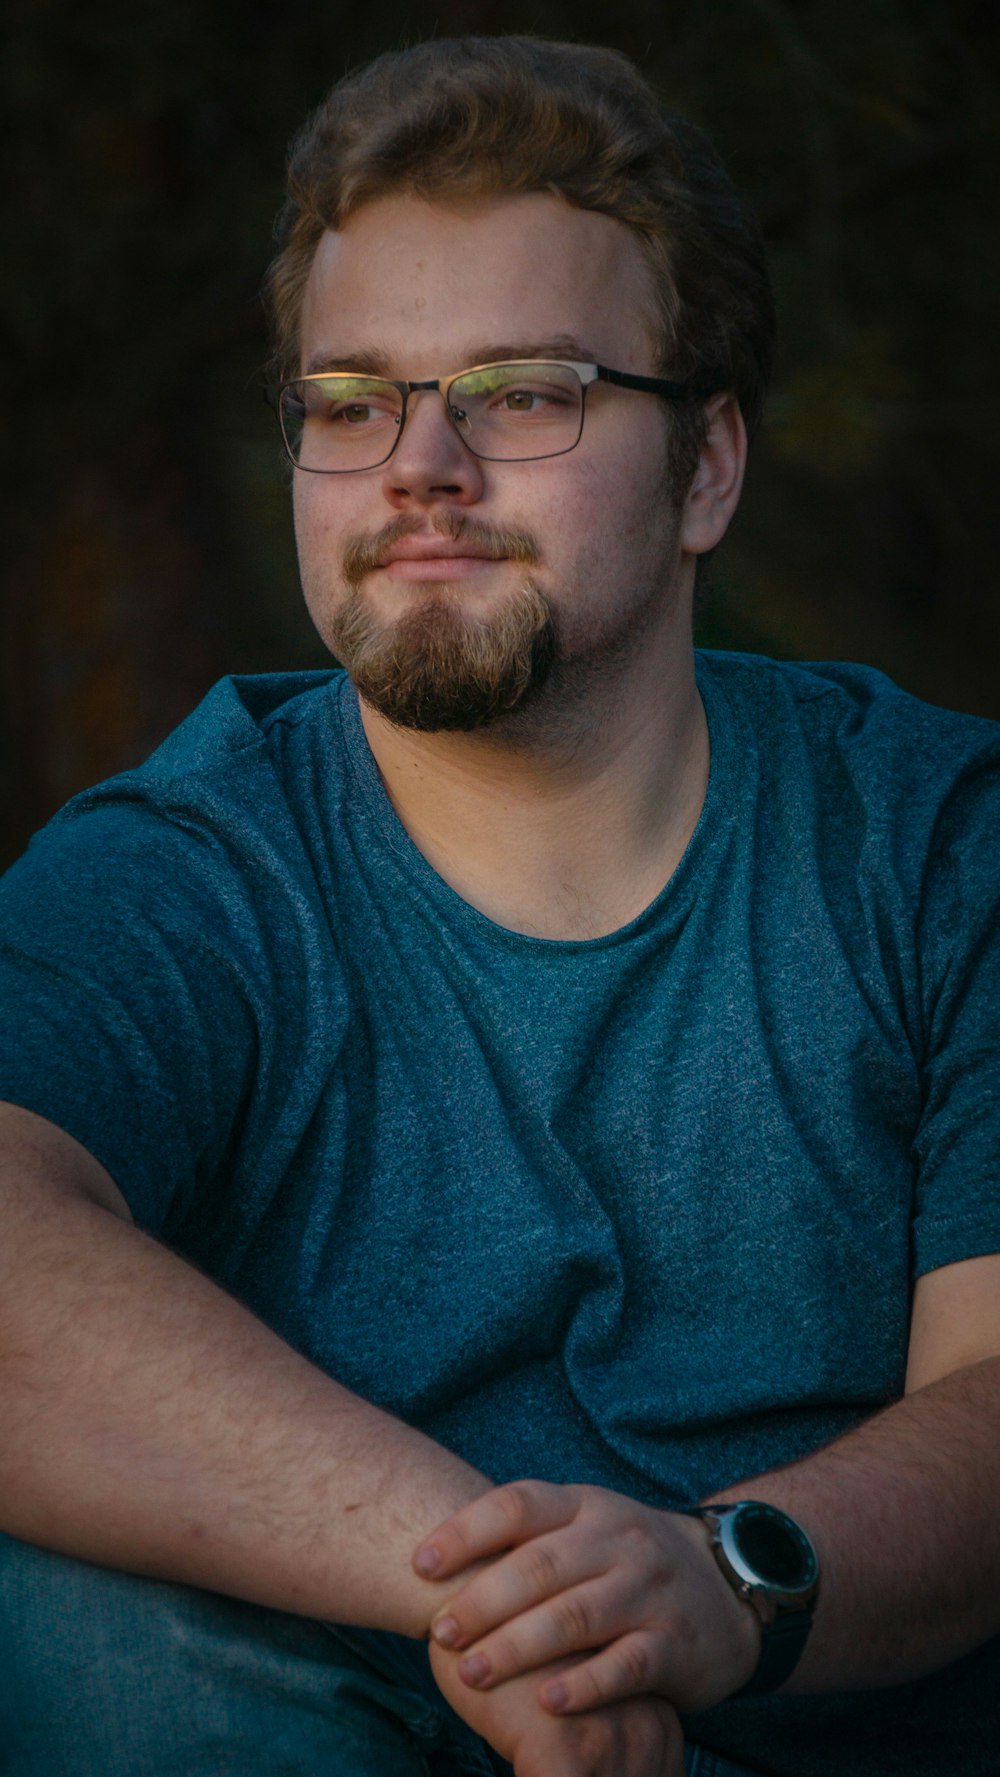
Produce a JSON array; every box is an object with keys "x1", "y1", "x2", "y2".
[{"x1": 0, "y1": 1532, "x2": 759, "y2": 1775}]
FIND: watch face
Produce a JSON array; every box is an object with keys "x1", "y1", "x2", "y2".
[{"x1": 730, "y1": 1504, "x2": 817, "y2": 1591}]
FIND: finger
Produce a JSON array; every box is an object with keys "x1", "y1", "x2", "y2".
[
  {"x1": 539, "y1": 1631, "x2": 665, "y2": 1714},
  {"x1": 515, "y1": 1694, "x2": 683, "y2": 1777},
  {"x1": 414, "y1": 1479, "x2": 577, "y2": 1580},
  {"x1": 430, "y1": 1521, "x2": 618, "y2": 1653},
  {"x1": 623, "y1": 1698, "x2": 687, "y2": 1777},
  {"x1": 452, "y1": 1577, "x2": 624, "y2": 1686},
  {"x1": 512, "y1": 1725, "x2": 599, "y2": 1777}
]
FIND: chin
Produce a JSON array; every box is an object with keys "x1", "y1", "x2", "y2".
[{"x1": 326, "y1": 578, "x2": 556, "y2": 731}]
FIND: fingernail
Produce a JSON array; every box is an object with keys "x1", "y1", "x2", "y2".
[
  {"x1": 415, "y1": 1546, "x2": 441, "y2": 1577},
  {"x1": 543, "y1": 1680, "x2": 569, "y2": 1711},
  {"x1": 459, "y1": 1653, "x2": 490, "y2": 1686},
  {"x1": 431, "y1": 1614, "x2": 460, "y2": 1646}
]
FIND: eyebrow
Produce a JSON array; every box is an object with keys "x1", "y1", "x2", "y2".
[{"x1": 302, "y1": 335, "x2": 601, "y2": 378}]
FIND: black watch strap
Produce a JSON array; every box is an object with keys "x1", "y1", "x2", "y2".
[{"x1": 736, "y1": 1607, "x2": 814, "y2": 1696}]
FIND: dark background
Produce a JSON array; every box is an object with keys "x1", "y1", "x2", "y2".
[{"x1": 3, "y1": 0, "x2": 998, "y2": 869}]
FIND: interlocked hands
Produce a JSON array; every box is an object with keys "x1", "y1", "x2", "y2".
[
  {"x1": 414, "y1": 1480, "x2": 760, "y2": 1728},
  {"x1": 428, "y1": 1637, "x2": 686, "y2": 1777}
]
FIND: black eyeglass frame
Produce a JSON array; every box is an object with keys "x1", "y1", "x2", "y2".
[{"x1": 271, "y1": 358, "x2": 725, "y2": 473}]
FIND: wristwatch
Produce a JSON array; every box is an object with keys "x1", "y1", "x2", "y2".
[{"x1": 686, "y1": 1500, "x2": 820, "y2": 1696}]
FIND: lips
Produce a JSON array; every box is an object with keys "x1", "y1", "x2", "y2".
[
  {"x1": 379, "y1": 540, "x2": 503, "y2": 566},
  {"x1": 374, "y1": 535, "x2": 509, "y2": 581}
]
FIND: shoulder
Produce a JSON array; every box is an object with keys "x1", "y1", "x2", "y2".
[
  {"x1": 1, "y1": 670, "x2": 355, "y2": 973},
  {"x1": 698, "y1": 648, "x2": 999, "y2": 748},
  {"x1": 24, "y1": 671, "x2": 346, "y2": 874},
  {"x1": 62, "y1": 669, "x2": 347, "y2": 810},
  {"x1": 697, "y1": 649, "x2": 1000, "y2": 830},
  {"x1": 0, "y1": 674, "x2": 355, "y2": 1220}
]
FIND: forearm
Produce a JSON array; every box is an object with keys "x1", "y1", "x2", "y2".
[
  {"x1": 0, "y1": 1158, "x2": 489, "y2": 1636},
  {"x1": 408, "y1": 1361, "x2": 1000, "y2": 1722},
  {"x1": 712, "y1": 1356, "x2": 1000, "y2": 1690}
]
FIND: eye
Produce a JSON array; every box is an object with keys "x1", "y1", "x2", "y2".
[
  {"x1": 307, "y1": 377, "x2": 401, "y2": 427},
  {"x1": 445, "y1": 364, "x2": 583, "y2": 446},
  {"x1": 330, "y1": 402, "x2": 378, "y2": 426},
  {"x1": 487, "y1": 380, "x2": 575, "y2": 415}
]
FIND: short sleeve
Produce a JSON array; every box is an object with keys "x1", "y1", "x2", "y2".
[
  {"x1": 0, "y1": 797, "x2": 263, "y2": 1232},
  {"x1": 911, "y1": 753, "x2": 1000, "y2": 1275}
]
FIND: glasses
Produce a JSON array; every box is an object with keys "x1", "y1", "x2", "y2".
[{"x1": 274, "y1": 359, "x2": 719, "y2": 474}]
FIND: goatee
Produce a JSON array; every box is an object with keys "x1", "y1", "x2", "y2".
[{"x1": 330, "y1": 518, "x2": 555, "y2": 731}]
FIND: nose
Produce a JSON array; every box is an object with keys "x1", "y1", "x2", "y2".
[{"x1": 380, "y1": 387, "x2": 485, "y2": 510}]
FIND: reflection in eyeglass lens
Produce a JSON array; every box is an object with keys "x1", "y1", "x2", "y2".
[{"x1": 284, "y1": 362, "x2": 585, "y2": 468}]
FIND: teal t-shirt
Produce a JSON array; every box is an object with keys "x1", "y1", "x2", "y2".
[{"x1": 1, "y1": 650, "x2": 999, "y2": 1775}]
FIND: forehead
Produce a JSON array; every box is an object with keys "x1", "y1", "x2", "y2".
[{"x1": 298, "y1": 191, "x2": 661, "y2": 377}]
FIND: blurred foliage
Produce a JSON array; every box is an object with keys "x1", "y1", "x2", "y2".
[{"x1": 2, "y1": 0, "x2": 998, "y2": 864}]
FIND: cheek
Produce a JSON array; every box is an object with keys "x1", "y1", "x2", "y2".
[
  {"x1": 292, "y1": 476, "x2": 324, "y2": 550},
  {"x1": 564, "y1": 414, "x2": 671, "y2": 530},
  {"x1": 293, "y1": 482, "x2": 346, "y2": 586},
  {"x1": 553, "y1": 454, "x2": 668, "y2": 564},
  {"x1": 292, "y1": 478, "x2": 314, "y2": 566},
  {"x1": 292, "y1": 506, "x2": 350, "y2": 647},
  {"x1": 536, "y1": 456, "x2": 620, "y2": 540}
]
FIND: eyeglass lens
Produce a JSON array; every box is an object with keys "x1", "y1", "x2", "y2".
[{"x1": 281, "y1": 363, "x2": 586, "y2": 471}]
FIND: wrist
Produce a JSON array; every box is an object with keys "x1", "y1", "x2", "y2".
[
  {"x1": 671, "y1": 1507, "x2": 762, "y2": 1695},
  {"x1": 684, "y1": 1501, "x2": 821, "y2": 1697}
]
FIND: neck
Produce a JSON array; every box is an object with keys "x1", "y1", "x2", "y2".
[{"x1": 357, "y1": 623, "x2": 709, "y2": 941}]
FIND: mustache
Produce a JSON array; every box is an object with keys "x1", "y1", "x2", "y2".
[{"x1": 342, "y1": 514, "x2": 540, "y2": 585}]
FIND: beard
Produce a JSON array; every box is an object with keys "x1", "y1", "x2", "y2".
[{"x1": 327, "y1": 518, "x2": 556, "y2": 732}]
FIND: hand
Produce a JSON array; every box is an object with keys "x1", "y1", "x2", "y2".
[
  {"x1": 414, "y1": 1480, "x2": 760, "y2": 1715},
  {"x1": 428, "y1": 1635, "x2": 685, "y2": 1777}
]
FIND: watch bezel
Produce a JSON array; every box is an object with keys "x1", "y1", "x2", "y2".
[{"x1": 703, "y1": 1502, "x2": 820, "y2": 1613}]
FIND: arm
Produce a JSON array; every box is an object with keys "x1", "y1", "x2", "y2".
[
  {"x1": 734, "y1": 1256, "x2": 1000, "y2": 1692},
  {"x1": 0, "y1": 1100, "x2": 491, "y2": 1635},
  {"x1": 412, "y1": 1254, "x2": 1000, "y2": 1712},
  {"x1": 0, "y1": 1099, "x2": 687, "y2": 1776}
]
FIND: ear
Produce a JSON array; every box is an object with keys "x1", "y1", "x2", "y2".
[{"x1": 679, "y1": 394, "x2": 747, "y2": 556}]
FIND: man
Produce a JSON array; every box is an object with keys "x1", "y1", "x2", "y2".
[{"x1": 1, "y1": 34, "x2": 999, "y2": 1777}]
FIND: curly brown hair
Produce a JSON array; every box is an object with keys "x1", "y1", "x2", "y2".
[{"x1": 266, "y1": 37, "x2": 774, "y2": 486}]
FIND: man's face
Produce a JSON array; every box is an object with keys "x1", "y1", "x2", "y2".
[{"x1": 293, "y1": 191, "x2": 691, "y2": 732}]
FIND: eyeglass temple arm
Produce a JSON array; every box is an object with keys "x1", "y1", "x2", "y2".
[{"x1": 596, "y1": 365, "x2": 725, "y2": 401}]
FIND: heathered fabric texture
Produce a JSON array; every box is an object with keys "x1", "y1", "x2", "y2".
[{"x1": 1, "y1": 650, "x2": 998, "y2": 1775}]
